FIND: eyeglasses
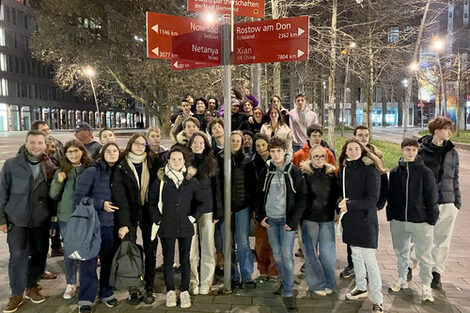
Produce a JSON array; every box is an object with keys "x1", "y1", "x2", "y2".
[
  {"x1": 133, "y1": 142, "x2": 147, "y2": 147},
  {"x1": 312, "y1": 155, "x2": 326, "y2": 160}
]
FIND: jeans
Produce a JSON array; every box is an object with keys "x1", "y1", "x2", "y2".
[
  {"x1": 255, "y1": 222, "x2": 278, "y2": 276},
  {"x1": 59, "y1": 221, "x2": 79, "y2": 285},
  {"x1": 7, "y1": 224, "x2": 49, "y2": 296},
  {"x1": 390, "y1": 220, "x2": 433, "y2": 285},
  {"x1": 190, "y1": 212, "x2": 216, "y2": 289},
  {"x1": 160, "y1": 236, "x2": 192, "y2": 291},
  {"x1": 78, "y1": 257, "x2": 98, "y2": 306},
  {"x1": 302, "y1": 221, "x2": 336, "y2": 291},
  {"x1": 432, "y1": 203, "x2": 458, "y2": 274},
  {"x1": 214, "y1": 221, "x2": 224, "y2": 254},
  {"x1": 99, "y1": 226, "x2": 117, "y2": 300},
  {"x1": 266, "y1": 217, "x2": 296, "y2": 297},
  {"x1": 222, "y1": 207, "x2": 254, "y2": 283},
  {"x1": 351, "y1": 246, "x2": 383, "y2": 304}
]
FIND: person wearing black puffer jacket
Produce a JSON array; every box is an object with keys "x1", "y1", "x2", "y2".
[
  {"x1": 300, "y1": 144, "x2": 339, "y2": 296},
  {"x1": 337, "y1": 138, "x2": 383, "y2": 313},
  {"x1": 418, "y1": 116, "x2": 461, "y2": 290},
  {"x1": 386, "y1": 138, "x2": 439, "y2": 303},
  {"x1": 74, "y1": 143, "x2": 121, "y2": 311},
  {"x1": 186, "y1": 132, "x2": 219, "y2": 296}
]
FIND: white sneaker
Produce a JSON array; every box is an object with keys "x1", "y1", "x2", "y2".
[
  {"x1": 166, "y1": 290, "x2": 177, "y2": 307},
  {"x1": 325, "y1": 288, "x2": 333, "y2": 296},
  {"x1": 63, "y1": 284, "x2": 76, "y2": 299},
  {"x1": 421, "y1": 284, "x2": 434, "y2": 303},
  {"x1": 389, "y1": 278, "x2": 408, "y2": 292},
  {"x1": 313, "y1": 290, "x2": 327, "y2": 296},
  {"x1": 189, "y1": 284, "x2": 199, "y2": 295},
  {"x1": 180, "y1": 291, "x2": 192, "y2": 308},
  {"x1": 345, "y1": 288, "x2": 368, "y2": 300},
  {"x1": 200, "y1": 284, "x2": 211, "y2": 295}
]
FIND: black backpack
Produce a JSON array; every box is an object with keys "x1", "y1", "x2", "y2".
[{"x1": 109, "y1": 241, "x2": 144, "y2": 289}]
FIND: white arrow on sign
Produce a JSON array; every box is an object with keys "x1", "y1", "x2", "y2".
[
  {"x1": 152, "y1": 47, "x2": 159, "y2": 56},
  {"x1": 152, "y1": 24, "x2": 159, "y2": 33},
  {"x1": 173, "y1": 61, "x2": 180, "y2": 68},
  {"x1": 298, "y1": 27, "x2": 305, "y2": 36},
  {"x1": 297, "y1": 49, "x2": 304, "y2": 58}
]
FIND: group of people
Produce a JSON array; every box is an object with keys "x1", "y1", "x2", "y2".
[{"x1": 0, "y1": 88, "x2": 461, "y2": 313}]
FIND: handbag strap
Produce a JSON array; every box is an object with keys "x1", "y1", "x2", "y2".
[
  {"x1": 158, "y1": 180, "x2": 164, "y2": 215},
  {"x1": 342, "y1": 166, "x2": 346, "y2": 199}
]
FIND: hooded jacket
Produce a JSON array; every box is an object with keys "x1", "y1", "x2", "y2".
[
  {"x1": 418, "y1": 135, "x2": 461, "y2": 208},
  {"x1": 148, "y1": 167, "x2": 203, "y2": 238},
  {"x1": 338, "y1": 157, "x2": 380, "y2": 249},
  {"x1": 230, "y1": 149, "x2": 255, "y2": 213},
  {"x1": 301, "y1": 161, "x2": 339, "y2": 223},
  {"x1": 254, "y1": 156, "x2": 307, "y2": 231},
  {"x1": 0, "y1": 152, "x2": 56, "y2": 227},
  {"x1": 74, "y1": 159, "x2": 116, "y2": 227},
  {"x1": 386, "y1": 156, "x2": 439, "y2": 225}
]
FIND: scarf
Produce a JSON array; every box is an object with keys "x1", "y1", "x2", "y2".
[
  {"x1": 126, "y1": 152, "x2": 149, "y2": 205},
  {"x1": 165, "y1": 164, "x2": 186, "y2": 188}
]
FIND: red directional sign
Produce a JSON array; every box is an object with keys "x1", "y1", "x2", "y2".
[
  {"x1": 172, "y1": 29, "x2": 222, "y2": 64},
  {"x1": 234, "y1": 16, "x2": 309, "y2": 65},
  {"x1": 171, "y1": 59, "x2": 217, "y2": 71},
  {"x1": 187, "y1": 0, "x2": 265, "y2": 18},
  {"x1": 146, "y1": 12, "x2": 219, "y2": 59}
]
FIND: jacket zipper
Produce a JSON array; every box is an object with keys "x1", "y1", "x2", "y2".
[{"x1": 405, "y1": 162, "x2": 409, "y2": 222}]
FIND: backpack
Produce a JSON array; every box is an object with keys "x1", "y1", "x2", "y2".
[
  {"x1": 109, "y1": 240, "x2": 145, "y2": 289},
  {"x1": 63, "y1": 197, "x2": 101, "y2": 260}
]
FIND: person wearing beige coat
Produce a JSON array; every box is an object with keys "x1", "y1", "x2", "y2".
[{"x1": 260, "y1": 107, "x2": 293, "y2": 155}]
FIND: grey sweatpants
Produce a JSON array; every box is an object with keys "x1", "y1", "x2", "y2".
[{"x1": 390, "y1": 220, "x2": 433, "y2": 285}]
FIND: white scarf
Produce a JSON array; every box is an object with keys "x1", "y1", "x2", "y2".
[
  {"x1": 165, "y1": 164, "x2": 186, "y2": 188},
  {"x1": 126, "y1": 152, "x2": 149, "y2": 204}
]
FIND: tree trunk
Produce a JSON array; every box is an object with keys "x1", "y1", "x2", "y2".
[
  {"x1": 327, "y1": 0, "x2": 337, "y2": 148},
  {"x1": 271, "y1": 0, "x2": 281, "y2": 96}
]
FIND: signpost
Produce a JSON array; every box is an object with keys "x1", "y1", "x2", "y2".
[
  {"x1": 187, "y1": 0, "x2": 265, "y2": 18},
  {"x1": 172, "y1": 30, "x2": 222, "y2": 64},
  {"x1": 234, "y1": 16, "x2": 309, "y2": 65},
  {"x1": 146, "y1": 12, "x2": 219, "y2": 59}
]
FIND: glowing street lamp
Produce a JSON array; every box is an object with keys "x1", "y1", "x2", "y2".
[
  {"x1": 341, "y1": 41, "x2": 356, "y2": 136},
  {"x1": 432, "y1": 36, "x2": 447, "y2": 116},
  {"x1": 84, "y1": 65, "x2": 101, "y2": 128}
]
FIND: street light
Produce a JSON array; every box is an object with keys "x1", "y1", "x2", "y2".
[
  {"x1": 341, "y1": 41, "x2": 356, "y2": 136},
  {"x1": 432, "y1": 36, "x2": 447, "y2": 117},
  {"x1": 402, "y1": 79, "x2": 409, "y2": 88},
  {"x1": 409, "y1": 62, "x2": 425, "y2": 130},
  {"x1": 84, "y1": 65, "x2": 101, "y2": 129}
]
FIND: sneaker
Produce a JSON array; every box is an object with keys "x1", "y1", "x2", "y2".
[
  {"x1": 24, "y1": 287, "x2": 45, "y2": 304},
  {"x1": 4, "y1": 296, "x2": 24, "y2": 313},
  {"x1": 431, "y1": 271, "x2": 442, "y2": 289},
  {"x1": 421, "y1": 284, "x2": 434, "y2": 303},
  {"x1": 345, "y1": 288, "x2": 368, "y2": 300},
  {"x1": 180, "y1": 291, "x2": 191, "y2": 309},
  {"x1": 340, "y1": 266, "x2": 355, "y2": 279},
  {"x1": 40, "y1": 270, "x2": 57, "y2": 280},
  {"x1": 189, "y1": 284, "x2": 199, "y2": 295},
  {"x1": 127, "y1": 288, "x2": 140, "y2": 305},
  {"x1": 313, "y1": 290, "x2": 327, "y2": 296},
  {"x1": 273, "y1": 282, "x2": 283, "y2": 295},
  {"x1": 372, "y1": 303, "x2": 384, "y2": 312},
  {"x1": 241, "y1": 281, "x2": 256, "y2": 289},
  {"x1": 79, "y1": 305, "x2": 92, "y2": 313},
  {"x1": 166, "y1": 290, "x2": 177, "y2": 308},
  {"x1": 325, "y1": 288, "x2": 333, "y2": 296},
  {"x1": 407, "y1": 267, "x2": 413, "y2": 282},
  {"x1": 63, "y1": 284, "x2": 76, "y2": 300},
  {"x1": 104, "y1": 298, "x2": 118, "y2": 307},
  {"x1": 389, "y1": 278, "x2": 408, "y2": 292},
  {"x1": 200, "y1": 284, "x2": 211, "y2": 295},
  {"x1": 282, "y1": 297, "x2": 295, "y2": 310},
  {"x1": 143, "y1": 288, "x2": 155, "y2": 305}
]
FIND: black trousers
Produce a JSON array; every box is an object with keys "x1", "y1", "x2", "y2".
[
  {"x1": 7, "y1": 224, "x2": 49, "y2": 296},
  {"x1": 160, "y1": 236, "x2": 192, "y2": 292},
  {"x1": 124, "y1": 222, "x2": 158, "y2": 289}
]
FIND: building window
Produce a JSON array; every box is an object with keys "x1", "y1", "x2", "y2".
[
  {"x1": 11, "y1": 7, "x2": 16, "y2": 25},
  {"x1": 0, "y1": 53, "x2": 7, "y2": 71},
  {"x1": 0, "y1": 28, "x2": 5, "y2": 46},
  {"x1": 20, "y1": 82, "x2": 27, "y2": 97},
  {"x1": 1, "y1": 78, "x2": 9, "y2": 96},
  {"x1": 8, "y1": 80, "x2": 18, "y2": 97},
  {"x1": 388, "y1": 26, "x2": 399, "y2": 43},
  {"x1": 0, "y1": 4, "x2": 4, "y2": 21}
]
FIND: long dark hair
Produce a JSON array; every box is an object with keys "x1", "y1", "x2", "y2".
[
  {"x1": 338, "y1": 138, "x2": 368, "y2": 168},
  {"x1": 60, "y1": 139, "x2": 92, "y2": 173},
  {"x1": 187, "y1": 132, "x2": 218, "y2": 177},
  {"x1": 123, "y1": 133, "x2": 154, "y2": 161},
  {"x1": 99, "y1": 142, "x2": 120, "y2": 163},
  {"x1": 266, "y1": 107, "x2": 285, "y2": 125}
]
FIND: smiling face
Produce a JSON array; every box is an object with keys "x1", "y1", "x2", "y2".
[
  {"x1": 269, "y1": 109, "x2": 279, "y2": 123},
  {"x1": 231, "y1": 105, "x2": 240, "y2": 114},
  {"x1": 243, "y1": 102, "x2": 253, "y2": 113},
  {"x1": 130, "y1": 136, "x2": 147, "y2": 155},
  {"x1": 184, "y1": 121, "x2": 199, "y2": 138},
  {"x1": 208, "y1": 99, "x2": 217, "y2": 110},
  {"x1": 65, "y1": 146, "x2": 84, "y2": 165},
  {"x1": 196, "y1": 100, "x2": 206, "y2": 114},
  {"x1": 104, "y1": 145, "x2": 120, "y2": 165},
  {"x1": 253, "y1": 109, "x2": 263, "y2": 123},
  {"x1": 310, "y1": 147, "x2": 326, "y2": 168},
  {"x1": 191, "y1": 135, "x2": 205, "y2": 154},
  {"x1": 271, "y1": 96, "x2": 282, "y2": 110},
  {"x1": 26, "y1": 134, "x2": 46, "y2": 157},
  {"x1": 100, "y1": 130, "x2": 116, "y2": 145},
  {"x1": 346, "y1": 142, "x2": 362, "y2": 161},
  {"x1": 181, "y1": 101, "x2": 191, "y2": 115},
  {"x1": 244, "y1": 135, "x2": 253, "y2": 149},
  {"x1": 168, "y1": 151, "x2": 185, "y2": 171},
  {"x1": 231, "y1": 134, "x2": 243, "y2": 154}
]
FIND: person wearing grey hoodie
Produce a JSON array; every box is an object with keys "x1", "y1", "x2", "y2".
[{"x1": 254, "y1": 137, "x2": 307, "y2": 312}]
